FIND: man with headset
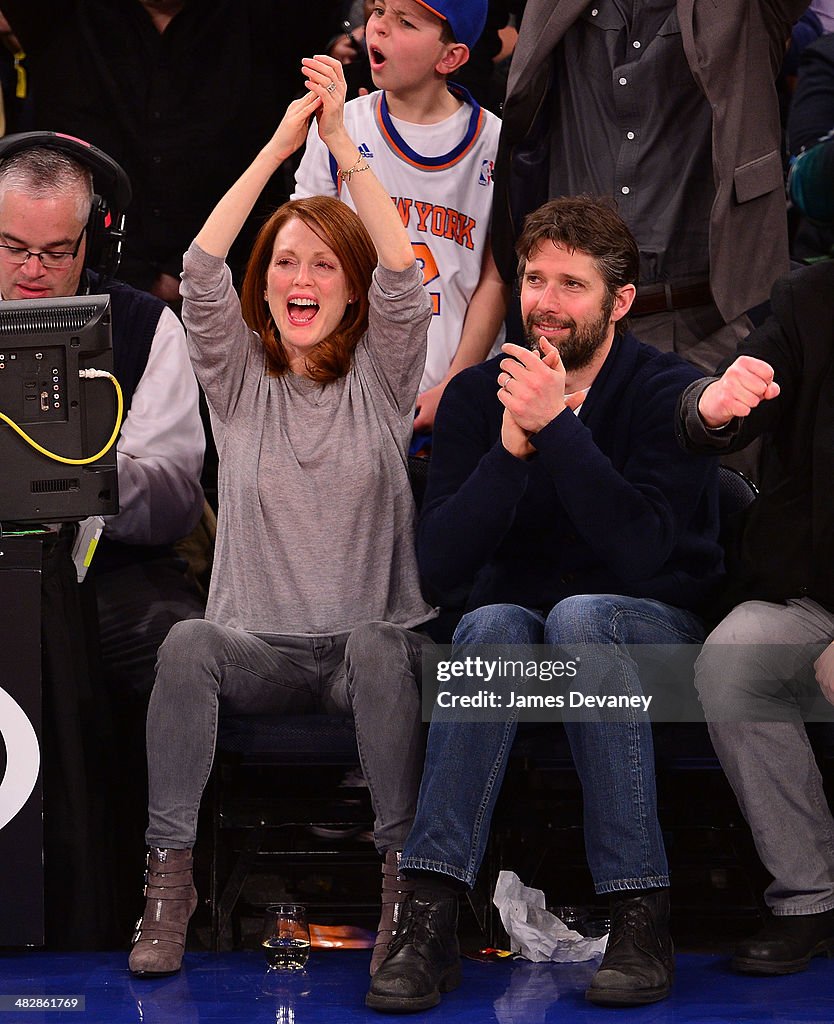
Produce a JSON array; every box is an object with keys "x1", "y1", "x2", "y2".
[
  {"x1": 0, "y1": 130, "x2": 205, "y2": 699},
  {"x1": 0, "y1": 131, "x2": 205, "y2": 937}
]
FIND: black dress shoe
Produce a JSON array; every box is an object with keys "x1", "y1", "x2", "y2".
[
  {"x1": 365, "y1": 892, "x2": 460, "y2": 1013},
  {"x1": 586, "y1": 889, "x2": 674, "y2": 1006},
  {"x1": 731, "y1": 909, "x2": 834, "y2": 975}
]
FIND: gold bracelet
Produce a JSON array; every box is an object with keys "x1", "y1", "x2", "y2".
[{"x1": 337, "y1": 156, "x2": 371, "y2": 182}]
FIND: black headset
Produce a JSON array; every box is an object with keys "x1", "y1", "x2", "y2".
[{"x1": 0, "y1": 131, "x2": 132, "y2": 280}]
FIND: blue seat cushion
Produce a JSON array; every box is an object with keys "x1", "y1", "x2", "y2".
[{"x1": 217, "y1": 713, "x2": 358, "y2": 764}]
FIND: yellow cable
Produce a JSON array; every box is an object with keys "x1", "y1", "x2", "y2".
[
  {"x1": 0, "y1": 371, "x2": 123, "y2": 465},
  {"x1": 14, "y1": 50, "x2": 27, "y2": 100}
]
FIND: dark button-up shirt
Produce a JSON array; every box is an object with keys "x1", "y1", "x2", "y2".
[{"x1": 551, "y1": 0, "x2": 714, "y2": 285}]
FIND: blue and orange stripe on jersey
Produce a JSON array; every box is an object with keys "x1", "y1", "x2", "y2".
[
  {"x1": 327, "y1": 83, "x2": 486, "y2": 191},
  {"x1": 376, "y1": 83, "x2": 485, "y2": 171}
]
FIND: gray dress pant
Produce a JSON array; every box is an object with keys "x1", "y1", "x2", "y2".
[
  {"x1": 631, "y1": 303, "x2": 751, "y2": 376},
  {"x1": 695, "y1": 598, "x2": 834, "y2": 914},
  {"x1": 145, "y1": 618, "x2": 432, "y2": 853}
]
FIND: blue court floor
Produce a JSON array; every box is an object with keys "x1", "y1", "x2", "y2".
[{"x1": 0, "y1": 950, "x2": 833, "y2": 1024}]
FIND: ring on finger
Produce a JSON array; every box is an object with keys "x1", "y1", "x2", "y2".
[{"x1": 326, "y1": 81, "x2": 338, "y2": 93}]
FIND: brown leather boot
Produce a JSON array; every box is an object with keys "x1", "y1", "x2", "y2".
[
  {"x1": 370, "y1": 850, "x2": 415, "y2": 975},
  {"x1": 129, "y1": 848, "x2": 198, "y2": 977}
]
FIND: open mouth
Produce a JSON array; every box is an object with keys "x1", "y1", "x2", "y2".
[
  {"x1": 287, "y1": 298, "x2": 319, "y2": 326},
  {"x1": 369, "y1": 46, "x2": 386, "y2": 70}
]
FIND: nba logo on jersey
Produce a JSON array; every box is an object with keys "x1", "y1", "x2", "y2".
[{"x1": 479, "y1": 159, "x2": 494, "y2": 186}]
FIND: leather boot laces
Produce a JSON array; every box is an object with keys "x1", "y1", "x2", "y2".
[
  {"x1": 387, "y1": 896, "x2": 435, "y2": 959},
  {"x1": 609, "y1": 899, "x2": 663, "y2": 955}
]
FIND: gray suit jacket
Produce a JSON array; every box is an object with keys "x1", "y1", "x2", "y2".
[{"x1": 492, "y1": 0, "x2": 809, "y2": 323}]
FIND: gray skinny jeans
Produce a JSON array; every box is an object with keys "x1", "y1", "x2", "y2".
[
  {"x1": 145, "y1": 618, "x2": 431, "y2": 853},
  {"x1": 695, "y1": 598, "x2": 834, "y2": 914}
]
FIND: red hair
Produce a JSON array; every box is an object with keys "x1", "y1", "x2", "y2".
[{"x1": 240, "y1": 196, "x2": 377, "y2": 382}]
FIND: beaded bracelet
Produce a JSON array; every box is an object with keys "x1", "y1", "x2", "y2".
[{"x1": 338, "y1": 156, "x2": 371, "y2": 182}]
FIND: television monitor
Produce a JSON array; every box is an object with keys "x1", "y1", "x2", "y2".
[{"x1": 0, "y1": 294, "x2": 119, "y2": 524}]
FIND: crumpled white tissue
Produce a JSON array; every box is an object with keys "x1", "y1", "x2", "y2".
[{"x1": 493, "y1": 871, "x2": 608, "y2": 963}]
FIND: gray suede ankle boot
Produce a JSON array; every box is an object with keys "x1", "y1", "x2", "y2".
[
  {"x1": 370, "y1": 850, "x2": 415, "y2": 975},
  {"x1": 129, "y1": 848, "x2": 198, "y2": 977}
]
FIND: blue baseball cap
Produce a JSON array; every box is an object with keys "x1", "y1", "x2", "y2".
[{"x1": 414, "y1": 0, "x2": 488, "y2": 49}]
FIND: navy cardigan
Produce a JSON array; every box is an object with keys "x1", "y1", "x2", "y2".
[{"x1": 417, "y1": 331, "x2": 723, "y2": 615}]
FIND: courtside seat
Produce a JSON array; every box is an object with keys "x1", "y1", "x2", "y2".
[{"x1": 209, "y1": 713, "x2": 373, "y2": 950}]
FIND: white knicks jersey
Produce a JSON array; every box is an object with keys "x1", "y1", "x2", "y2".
[{"x1": 293, "y1": 86, "x2": 503, "y2": 393}]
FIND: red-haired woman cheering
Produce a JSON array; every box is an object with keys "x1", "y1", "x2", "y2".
[{"x1": 129, "y1": 55, "x2": 434, "y2": 979}]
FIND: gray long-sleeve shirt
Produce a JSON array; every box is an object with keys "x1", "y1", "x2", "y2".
[{"x1": 181, "y1": 242, "x2": 435, "y2": 635}]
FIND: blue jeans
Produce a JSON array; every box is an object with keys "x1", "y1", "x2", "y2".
[{"x1": 400, "y1": 595, "x2": 706, "y2": 893}]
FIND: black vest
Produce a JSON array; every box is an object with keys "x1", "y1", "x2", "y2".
[{"x1": 85, "y1": 270, "x2": 164, "y2": 416}]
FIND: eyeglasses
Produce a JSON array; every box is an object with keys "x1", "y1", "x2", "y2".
[{"x1": 0, "y1": 227, "x2": 86, "y2": 270}]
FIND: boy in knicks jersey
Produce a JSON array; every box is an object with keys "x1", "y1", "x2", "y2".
[{"x1": 294, "y1": 1, "x2": 507, "y2": 440}]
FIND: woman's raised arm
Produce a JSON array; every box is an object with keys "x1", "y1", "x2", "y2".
[{"x1": 301, "y1": 54, "x2": 416, "y2": 272}]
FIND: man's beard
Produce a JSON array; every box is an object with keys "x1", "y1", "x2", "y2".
[{"x1": 524, "y1": 292, "x2": 614, "y2": 371}]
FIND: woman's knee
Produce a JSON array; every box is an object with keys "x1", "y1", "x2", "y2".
[
  {"x1": 154, "y1": 618, "x2": 232, "y2": 691},
  {"x1": 347, "y1": 619, "x2": 405, "y2": 653},
  {"x1": 344, "y1": 622, "x2": 425, "y2": 702}
]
